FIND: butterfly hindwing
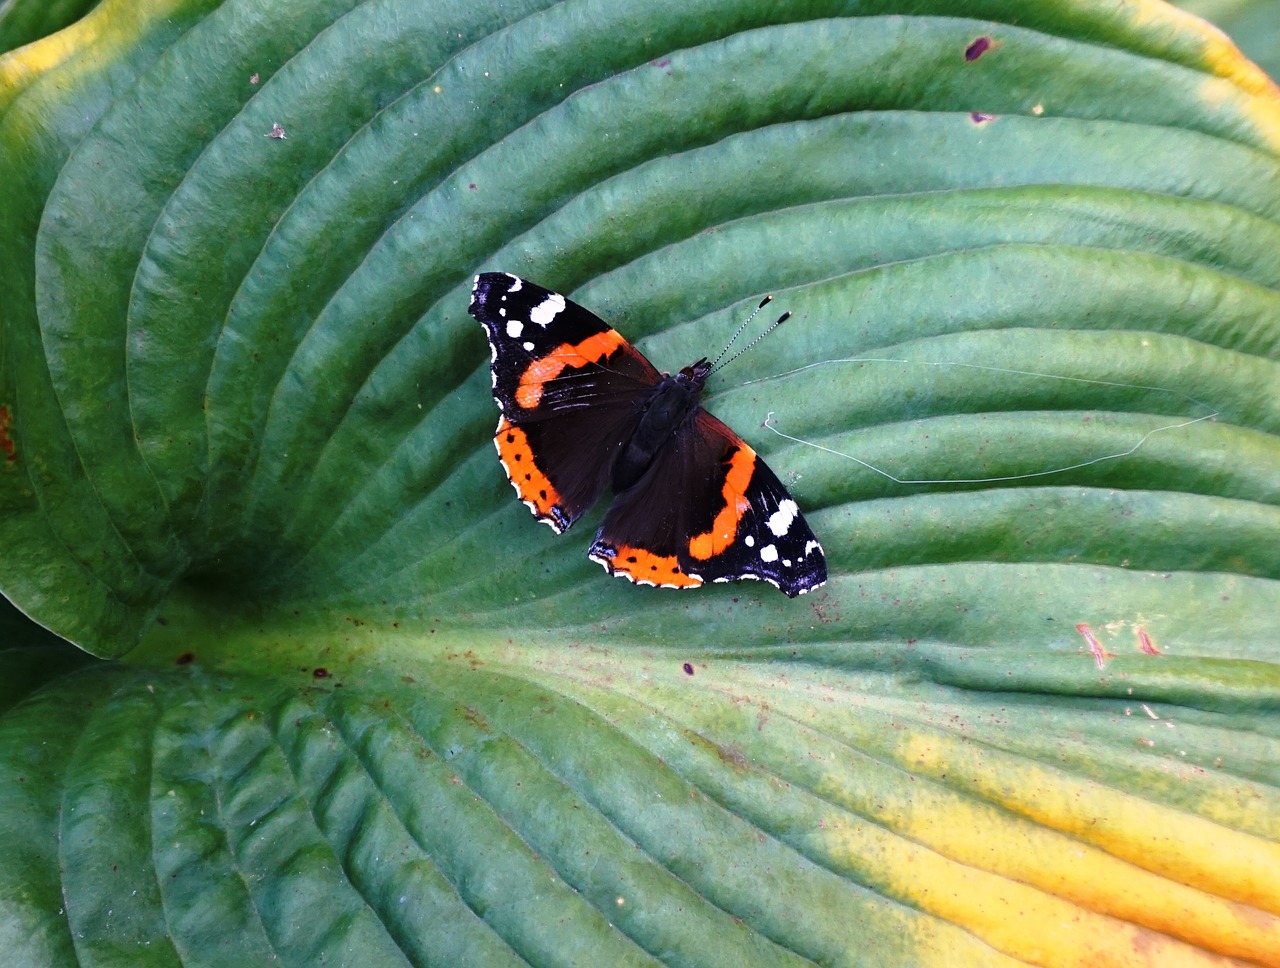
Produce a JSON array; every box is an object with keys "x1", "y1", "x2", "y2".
[
  {"x1": 589, "y1": 410, "x2": 826, "y2": 597},
  {"x1": 471, "y1": 272, "x2": 660, "y2": 532}
]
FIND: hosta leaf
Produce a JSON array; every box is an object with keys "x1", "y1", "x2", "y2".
[
  {"x1": 1176, "y1": 0, "x2": 1280, "y2": 81},
  {"x1": 1, "y1": 0, "x2": 1278, "y2": 965},
  {"x1": 0, "y1": 0, "x2": 103, "y2": 56}
]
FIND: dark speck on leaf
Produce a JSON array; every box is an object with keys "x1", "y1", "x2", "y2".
[{"x1": 965, "y1": 36, "x2": 993, "y2": 61}]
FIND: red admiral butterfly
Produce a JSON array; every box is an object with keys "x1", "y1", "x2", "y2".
[{"x1": 469, "y1": 272, "x2": 826, "y2": 597}]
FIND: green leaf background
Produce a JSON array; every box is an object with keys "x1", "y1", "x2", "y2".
[{"x1": 2, "y1": 0, "x2": 1278, "y2": 964}]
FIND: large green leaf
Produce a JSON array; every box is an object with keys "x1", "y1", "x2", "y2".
[
  {"x1": 0, "y1": 0, "x2": 103, "y2": 56},
  {"x1": 1176, "y1": 0, "x2": 1280, "y2": 81},
  {"x1": 2, "y1": 0, "x2": 1278, "y2": 964}
]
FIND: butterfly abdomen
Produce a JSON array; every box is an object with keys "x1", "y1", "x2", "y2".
[{"x1": 612, "y1": 375, "x2": 702, "y2": 493}]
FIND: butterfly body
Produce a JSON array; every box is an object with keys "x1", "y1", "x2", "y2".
[
  {"x1": 469, "y1": 272, "x2": 826, "y2": 597},
  {"x1": 612, "y1": 360, "x2": 708, "y2": 492}
]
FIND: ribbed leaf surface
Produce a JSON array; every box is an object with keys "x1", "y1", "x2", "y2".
[{"x1": 1, "y1": 1, "x2": 1277, "y2": 964}]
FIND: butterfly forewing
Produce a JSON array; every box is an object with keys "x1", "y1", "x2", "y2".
[
  {"x1": 470, "y1": 272, "x2": 658, "y2": 531},
  {"x1": 472, "y1": 273, "x2": 660, "y2": 421}
]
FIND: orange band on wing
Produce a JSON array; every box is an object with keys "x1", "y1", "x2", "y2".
[
  {"x1": 687, "y1": 446, "x2": 756, "y2": 560},
  {"x1": 595, "y1": 543, "x2": 703, "y2": 589},
  {"x1": 494, "y1": 417, "x2": 564, "y2": 527},
  {"x1": 515, "y1": 329, "x2": 626, "y2": 409}
]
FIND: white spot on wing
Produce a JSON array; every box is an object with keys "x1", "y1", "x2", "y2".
[
  {"x1": 530, "y1": 292, "x2": 566, "y2": 326},
  {"x1": 506, "y1": 274, "x2": 523, "y2": 292},
  {"x1": 804, "y1": 539, "x2": 822, "y2": 557},
  {"x1": 523, "y1": 341, "x2": 535, "y2": 351},
  {"x1": 506, "y1": 319, "x2": 523, "y2": 338},
  {"x1": 760, "y1": 544, "x2": 779, "y2": 563},
  {"x1": 744, "y1": 535, "x2": 755, "y2": 548},
  {"x1": 767, "y1": 500, "x2": 799, "y2": 537}
]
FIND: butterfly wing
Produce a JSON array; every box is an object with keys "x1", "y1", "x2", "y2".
[
  {"x1": 589, "y1": 408, "x2": 827, "y2": 596},
  {"x1": 470, "y1": 272, "x2": 662, "y2": 532}
]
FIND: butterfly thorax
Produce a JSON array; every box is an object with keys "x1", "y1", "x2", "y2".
[{"x1": 611, "y1": 358, "x2": 711, "y2": 493}]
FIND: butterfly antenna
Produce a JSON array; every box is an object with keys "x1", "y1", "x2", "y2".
[
  {"x1": 708, "y1": 295, "x2": 775, "y2": 371},
  {"x1": 711, "y1": 307, "x2": 792, "y2": 374}
]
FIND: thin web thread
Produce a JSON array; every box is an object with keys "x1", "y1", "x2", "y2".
[{"x1": 753, "y1": 357, "x2": 1220, "y2": 485}]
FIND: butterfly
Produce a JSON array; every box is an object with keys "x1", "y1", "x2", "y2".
[{"x1": 468, "y1": 272, "x2": 826, "y2": 597}]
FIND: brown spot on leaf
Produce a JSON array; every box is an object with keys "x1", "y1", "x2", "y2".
[
  {"x1": 0, "y1": 405, "x2": 16, "y2": 464},
  {"x1": 965, "y1": 36, "x2": 993, "y2": 61}
]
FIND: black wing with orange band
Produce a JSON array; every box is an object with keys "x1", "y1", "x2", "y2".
[
  {"x1": 470, "y1": 272, "x2": 659, "y2": 532},
  {"x1": 588, "y1": 410, "x2": 826, "y2": 597}
]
